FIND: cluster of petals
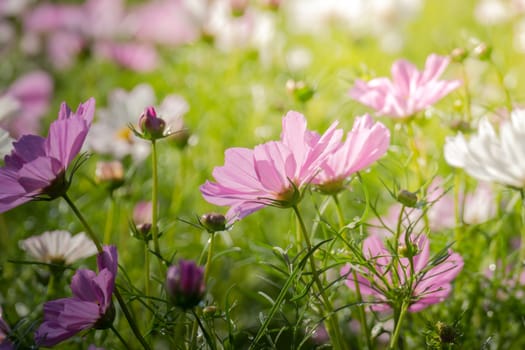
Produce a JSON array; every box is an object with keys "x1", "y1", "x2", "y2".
[
  {"x1": 200, "y1": 111, "x2": 342, "y2": 220},
  {"x1": 35, "y1": 245, "x2": 118, "y2": 347},
  {"x1": 341, "y1": 234, "x2": 463, "y2": 312},
  {"x1": 444, "y1": 109, "x2": 525, "y2": 188},
  {"x1": 349, "y1": 54, "x2": 461, "y2": 118},
  {"x1": 312, "y1": 113, "x2": 390, "y2": 191},
  {"x1": 19, "y1": 230, "x2": 98, "y2": 265},
  {"x1": 0, "y1": 98, "x2": 94, "y2": 214}
]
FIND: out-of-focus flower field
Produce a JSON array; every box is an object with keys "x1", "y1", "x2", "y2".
[{"x1": 2, "y1": 0, "x2": 525, "y2": 349}]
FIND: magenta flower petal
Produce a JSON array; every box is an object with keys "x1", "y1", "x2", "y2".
[
  {"x1": 349, "y1": 53, "x2": 461, "y2": 118},
  {"x1": 201, "y1": 111, "x2": 342, "y2": 221},
  {"x1": 35, "y1": 245, "x2": 117, "y2": 346},
  {"x1": 0, "y1": 98, "x2": 95, "y2": 214}
]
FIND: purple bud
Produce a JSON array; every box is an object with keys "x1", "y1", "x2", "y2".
[
  {"x1": 201, "y1": 212, "x2": 226, "y2": 233},
  {"x1": 139, "y1": 106, "x2": 166, "y2": 139},
  {"x1": 166, "y1": 260, "x2": 205, "y2": 309}
]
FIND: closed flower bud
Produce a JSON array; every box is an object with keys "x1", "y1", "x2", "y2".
[
  {"x1": 166, "y1": 260, "x2": 205, "y2": 309},
  {"x1": 450, "y1": 48, "x2": 468, "y2": 63},
  {"x1": 473, "y1": 43, "x2": 492, "y2": 61},
  {"x1": 95, "y1": 161, "x2": 124, "y2": 191},
  {"x1": 286, "y1": 79, "x2": 315, "y2": 103},
  {"x1": 397, "y1": 189, "x2": 418, "y2": 208},
  {"x1": 201, "y1": 213, "x2": 227, "y2": 233},
  {"x1": 139, "y1": 106, "x2": 166, "y2": 140}
]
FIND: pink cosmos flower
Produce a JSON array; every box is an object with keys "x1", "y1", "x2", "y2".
[
  {"x1": 0, "y1": 98, "x2": 95, "y2": 214},
  {"x1": 313, "y1": 114, "x2": 390, "y2": 193},
  {"x1": 349, "y1": 54, "x2": 461, "y2": 118},
  {"x1": 35, "y1": 245, "x2": 117, "y2": 347},
  {"x1": 200, "y1": 111, "x2": 342, "y2": 220},
  {"x1": 0, "y1": 71, "x2": 53, "y2": 138},
  {"x1": 341, "y1": 234, "x2": 463, "y2": 312}
]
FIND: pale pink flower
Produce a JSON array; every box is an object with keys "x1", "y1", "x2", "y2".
[
  {"x1": 349, "y1": 54, "x2": 461, "y2": 118},
  {"x1": 313, "y1": 114, "x2": 390, "y2": 193},
  {"x1": 200, "y1": 111, "x2": 342, "y2": 220},
  {"x1": 341, "y1": 234, "x2": 463, "y2": 312},
  {"x1": 0, "y1": 70, "x2": 53, "y2": 138},
  {"x1": 93, "y1": 42, "x2": 158, "y2": 72}
]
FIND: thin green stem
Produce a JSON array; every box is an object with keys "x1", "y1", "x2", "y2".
[
  {"x1": 519, "y1": 189, "x2": 525, "y2": 271},
  {"x1": 103, "y1": 197, "x2": 115, "y2": 245},
  {"x1": 292, "y1": 205, "x2": 348, "y2": 350},
  {"x1": 460, "y1": 64, "x2": 473, "y2": 123},
  {"x1": 204, "y1": 233, "x2": 216, "y2": 283},
  {"x1": 332, "y1": 195, "x2": 372, "y2": 350},
  {"x1": 62, "y1": 193, "x2": 102, "y2": 252},
  {"x1": 191, "y1": 309, "x2": 217, "y2": 350},
  {"x1": 111, "y1": 324, "x2": 131, "y2": 349},
  {"x1": 144, "y1": 242, "x2": 150, "y2": 298},
  {"x1": 389, "y1": 301, "x2": 409, "y2": 350},
  {"x1": 114, "y1": 288, "x2": 152, "y2": 350},
  {"x1": 151, "y1": 140, "x2": 160, "y2": 257}
]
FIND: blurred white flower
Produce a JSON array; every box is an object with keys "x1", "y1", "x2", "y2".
[
  {"x1": 19, "y1": 230, "x2": 98, "y2": 265},
  {"x1": 445, "y1": 109, "x2": 525, "y2": 188},
  {"x1": 463, "y1": 182, "x2": 497, "y2": 225},
  {"x1": 0, "y1": 129, "x2": 13, "y2": 158},
  {"x1": 475, "y1": 0, "x2": 511, "y2": 25}
]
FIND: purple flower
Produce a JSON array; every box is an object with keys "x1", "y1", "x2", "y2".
[
  {"x1": 35, "y1": 246, "x2": 118, "y2": 347},
  {"x1": 313, "y1": 114, "x2": 390, "y2": 194},
  {"x1": 166, "y1": 260, "x2": 205, "y2": 309},
  {"x1": 200, "y1": 111, "x2": 342, "y2": 220},
  {"x1": 341, "y1": 234, "x2": 463, "y2": 312},
  {"x1": 0, "y1": 98, "x2": 94, "y2": 214},
  {"x1": 0, "y1": 307, "x2": 14, "y2": 350},
  {"x1": 349, "y1": 54, "x2": 461, "y2": 119}
]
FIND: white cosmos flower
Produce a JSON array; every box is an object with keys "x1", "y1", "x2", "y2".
[
  {"x1": 0, "y1": 129, "x2": 13, "y2": 158},
  {"x1": 445, "y1": 109, "x2": 525, "y2": 188},
  {"x1": 19, "y1": 230, "x2": 98, "y2": 265}
]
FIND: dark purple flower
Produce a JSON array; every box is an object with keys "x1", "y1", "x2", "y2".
[
  {"x1": 35, "y1": 246, "x2": 117, "y2": 347},
  {"x1": 0, "y1": 98, "x2": 94, "y2": 214},
  {"x1": 0, "y1": 307, "x2": 14, "y2": 350},
  {"x1": 166, "y1": 260, "x2": 205, "y2": 309}
]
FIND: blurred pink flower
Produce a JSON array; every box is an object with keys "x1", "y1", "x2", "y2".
[
  {"x1": 349, "y1": 54, "x2": 461, "y2": 118},
  {"x1": 94, "y1": 41, "x2": 158, "y2": 72},
  {"x1": 0, "y1": 70, "x2": 53, "y2": 138},
  {"x1": 341, "y1": 234, "x2": 463, "y2": 312},
  {"x1": 125, "y1": 0, "x2": 199, "y2": 46},
  {"x1": 200, "y1": 111, "x2": 342, "y2": 220},
  {"x1": 0, "y1": 98, "x2": 94, "y2": 213},
  {"x1": 35, "y1": 246, "x2": 117, "y2": 347},
  {"x1": 313, "y1": 114, "x2": 390, "y2": 193}
]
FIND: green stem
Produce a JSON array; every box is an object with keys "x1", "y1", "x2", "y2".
[
  {"x1": 389, "y1": 301, "x2": 409, "y2": 350},
  {"x1": 103, "y1": 197, "x2": 115, "y2": 245},
  {"x1": 62, "y1": 193, "x2": 102, "y2": 252},
  {"x1": 144, "y1": 242, "x2": 150, "y2": 298},
  {"x1": 151, "y1": 140, "x2": 160, "y2": 257},
  {"x1": 204, "y1": 233, "x2": 216, "y2": 283},
  {"x1": 519, "y1": 189, "x2": 525, "y2": 272},
  {"x1": 292, "y1": 205, "x2": 348, "y2": 350},
  {"x1": 332, "y1": 195, "x2": 372, "y2": 350},
  {"x1": 191, "y1": 309, "x2": 217, "y2": 350},
  {"x1": 63, "y1": 193, "x2": 151, "y2": 350},
  {"x1": 114, "y1": 288, "x2": 152, "y2": 350},
  {"x1": 460, "y1": 64, "x2": 473, "y2": 123},
  {"x1": 111, "y1": 324, "x2": 131, "y2": 349}
]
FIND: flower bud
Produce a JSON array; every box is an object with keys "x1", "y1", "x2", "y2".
[
  {"x1": 450, "y1": 48, "x2": 468, "y2": 63},
  {"x1": 397, "y1": 189, "x2": 418, "y2": 208},
  {"x1": 95, "y1": 161, "x2": 124, "y2": 191},
  {"x1": 166, "y1": 260, "x2": 205, "y2": 309},
  {"x1": 139, "y1": 106, "x2": 166, "y2": 140},
  {"x1": 473, "y1": 43, "x2": 492, "y2": 61},
  {"x1": 132, "y1": 201, "x2": 153, "y2": 240},
  {"x1": 93, "y1": 302, "x2": 116, "y2": 330},
  {"x1": 230, "y1": 0, "x2": 248, "y2": 17},
  {"x1": 286, "y1": 79, "x2": 315, "y2": 103},
  {"x1": 201, "y1": 213, "x2": 227, "y2": 233},
  {"x1": 398, "y1": 242, "x2": 418, "y2": 258}
]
